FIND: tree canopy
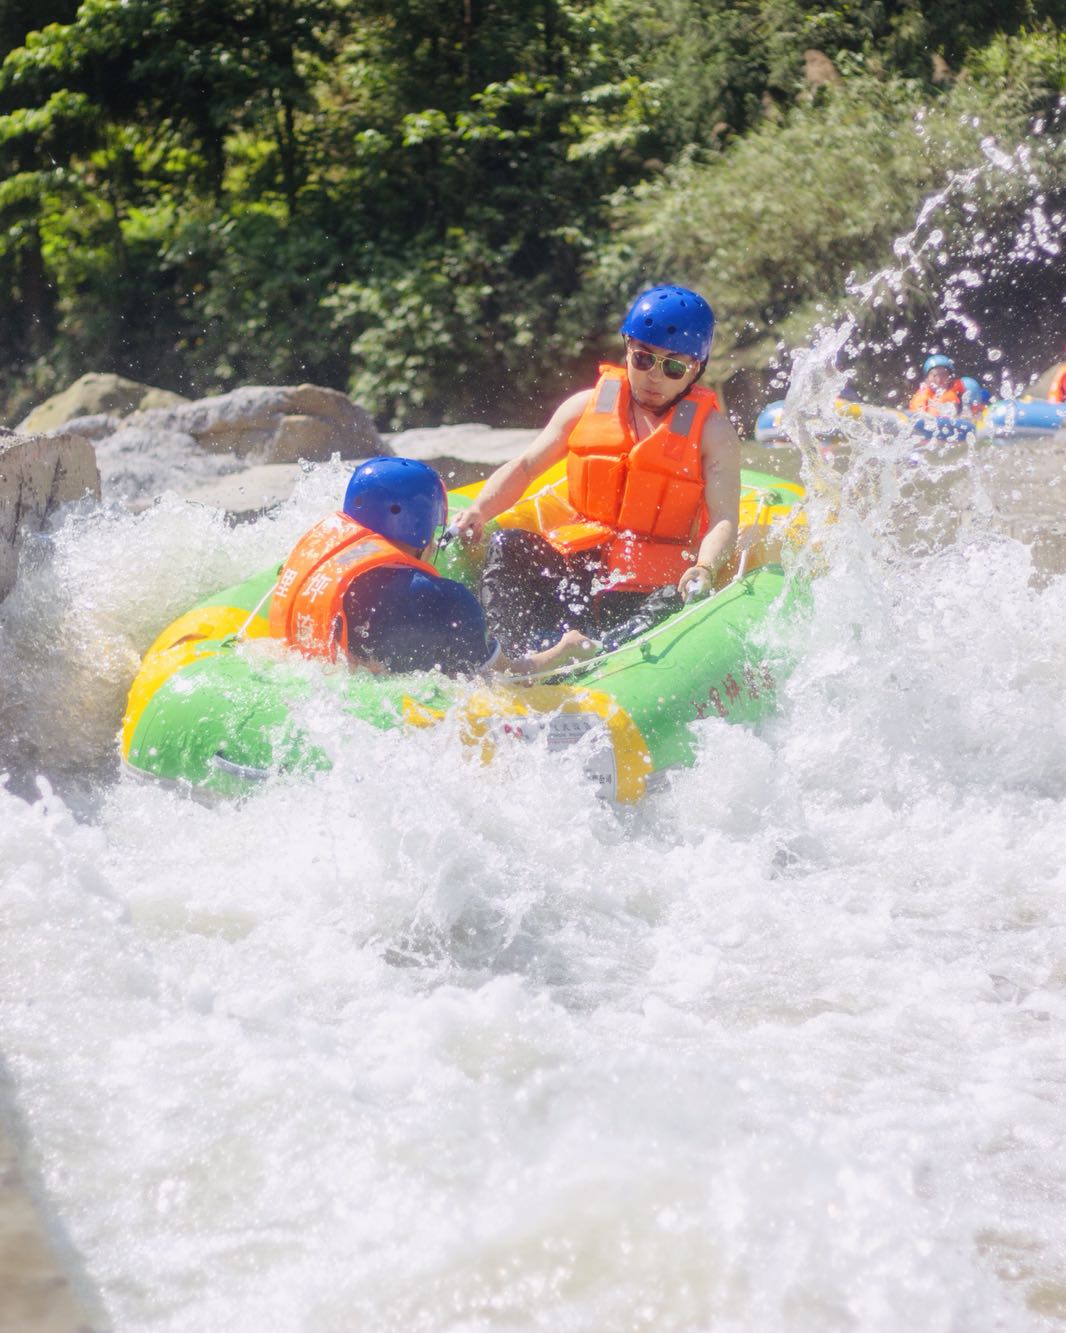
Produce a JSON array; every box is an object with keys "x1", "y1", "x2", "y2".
[{"x1": 1, "y1": 0, "x2": 1063, "y2": 426}]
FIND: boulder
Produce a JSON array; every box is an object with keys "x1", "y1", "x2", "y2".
[
  {"x1": 179, "y1": 425, "x2": 541, "y2": 518},
  {"x1": 94, "y1": 425, "x2": 229, "y2": 507},
  {"x1": 116, "y1": 383, "x2": 382, "y2": 464},
  {"x1": 50, "y1": 414, "x2": 124, "y2": 441},
  {"x1": 16, "y1": 373, "x2": 188, "y2": 435},
  {"x1": 0, "y1": 428, "x2": 100, "y2": 603},
  {"x1": 180, "y1": 463, "x2": 307, "y2": 519},
  {"x1": 26, "y1": 383, "x2": 384, "y2": 504},
  {"x1": 388, "y1": 423, "x2": 538, "y2": 467},
  {"x1": 0, "y1": 1122, "x2": 102, "y2": 1333}
]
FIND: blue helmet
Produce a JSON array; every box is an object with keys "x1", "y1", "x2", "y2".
[
  {"x1": 620, "y1": 285, "x2": 715, "y2": 361},
  {"x1": 343, "y1": 457, "x2": 447, "y2": 550},
  {"x1": 923, "y1": 354, "x2": 955, "y2": 374}
]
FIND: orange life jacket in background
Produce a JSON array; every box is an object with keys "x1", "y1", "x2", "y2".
[
  {"x1": 909, "y1": 379, "x2": 965, "y2": 415},
  {"x1": 268, "y1": 512, "x2": 439, "y2": 661},
  {"x1": 543, "y1": 365, "x2": 719, "y2": 593},
  {"x1": 1048, "y1": 364, "x2": 1066, "y2": 404}
]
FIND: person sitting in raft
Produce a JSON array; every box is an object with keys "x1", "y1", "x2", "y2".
[
  {"x1": 268, "y1": 456, "x2": 596, "y2": 676},
  {"x1": 1047, "y1": 344, "x2": 1066, "y2": 403},
  {"x1": 454, "y1": 284, "x2": 742, "y2": 654},
  {"x1": 909, "y1": 354, "x2": 967, "y2": 416},
  {"x1": 959, "y1": 376, "x2": 992, "y2": 416}
]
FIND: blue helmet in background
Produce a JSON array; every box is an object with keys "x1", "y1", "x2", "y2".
[
  {"x1": 620, "y1": 285, "x2": 715, "y2": 360},
  {"x1": 923, "y1": 354, "x2": 955, "y2": 374},
  {"x1": 343, "y1": 457, "x2": 447, "y2": 550}
]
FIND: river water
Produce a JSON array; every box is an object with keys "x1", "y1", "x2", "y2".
[
  {"x1": 4, "y1": 121, "x2": 1066, "y2": 1325},
  {"x1": 3, "y1": 389, "x2": 1066, "y2": 1331}
]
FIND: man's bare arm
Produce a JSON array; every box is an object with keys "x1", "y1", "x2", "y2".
[{"x1": 456, "y1": 390, "x2": 592, "y2": 543}]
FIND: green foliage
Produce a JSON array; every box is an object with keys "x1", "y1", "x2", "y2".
[
  {"x1": 317, "y1": 40, "x2": 656, "y2": 424},
  {"x1": 603, "y1": 0, "x2": 1065, "y2": 153},
  {"x1": 0, "y1": 1, "x2": 1063, "y2": 427},
  {"x1": 0, "y1": 0, "x2": 79, "y2": 53},
  {"x1": 597, "y1": 28, "x2": 1065, "y2": 390},
  {"x1": 329, "y1": 227, "x2": 601, "y2": 428},
  {"x1": 169, "y1": 205, "x2": 354, "y2": 390}
]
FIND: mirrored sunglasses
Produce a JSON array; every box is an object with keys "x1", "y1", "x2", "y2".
[{"x1": 627, "y1": 345, "x2": 693, "y2": 380}]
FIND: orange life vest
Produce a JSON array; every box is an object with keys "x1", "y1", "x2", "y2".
[
  {"x1": 909, "y1": 379, "x2": 965, "y2": 415},
  {"x1": 540, "y1": 365, "x2": 719, "y2": 593},
  {"x1": 268, "y1": 512, "x2": 439, "y2": 661},
  {"x1": 1048, "y1": 364, "x2": 1066, "y2": 404}
]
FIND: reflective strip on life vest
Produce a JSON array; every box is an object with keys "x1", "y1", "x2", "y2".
[{"x1": 594, "y1": 377, "x2": 621, "y2": 414}]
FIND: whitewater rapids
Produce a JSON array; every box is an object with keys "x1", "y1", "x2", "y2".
[{"x1": 2, "y1": 431, "x2": 1066, "y2": 1331}]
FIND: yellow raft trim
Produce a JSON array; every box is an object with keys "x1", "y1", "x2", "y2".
[
  {"x1": 121, "y1": 605, "x2": 271, "y2": 757},
  {"x1": 399, "y1": 681, "x2": 652, "y2": 801},
  {"x1": 469, "y1": 683, "x2": 653, "y2": 803},
  {"x1": 143, "y1": 602, "x2": 271, "y2": 660}
]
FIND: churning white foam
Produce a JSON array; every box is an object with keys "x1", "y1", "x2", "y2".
[{"x1": 2, "y1": 421, "x2": 1066, "y2": 1331}]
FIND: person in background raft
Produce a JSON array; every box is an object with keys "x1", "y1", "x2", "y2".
[
  {"x1": 909, "y1": 354, "x2": 967, "y2": 416},
  {"x1": 959, "y1": 376, "x2": 992, "y2": 416},
  {"x1": 455, "y1": 285, "x2": 741, "y2": 655},
  {"x1": 1047, "y1": 344, "x2": 1066, "y2": 403},
  {"x1": 268, "y1": 457, "x2": 596, "y2": 676}
]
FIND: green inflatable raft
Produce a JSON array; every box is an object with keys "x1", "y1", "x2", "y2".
[{"x1": 120, "y1": 467, "x2": 805, "y2": 803}]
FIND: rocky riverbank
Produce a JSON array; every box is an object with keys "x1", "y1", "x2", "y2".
[{"x1": 0, "y1": 374, "x2": 542, "y2": 603}]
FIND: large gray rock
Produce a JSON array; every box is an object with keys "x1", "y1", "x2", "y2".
[
  {"x1": 17, "y1": 382, "x2": 384, "y2": 505},
  {"x1": 94, "y1": 425, "x2": 230, "y2": 507},
  {"x1": 0, "y1": 428, "x2": 100, "y2": 603},
  {"x1": 389, "y1": 423, "x2": 537, "y2": 466},
  {"x1": 0, "y1": 1120, "x2": 102, "y2": 1333},
  {"x1": 50, "y1": 383, "x2": 385, "y2": 503},
  {"x1": 119, "y1": 383, "x2": 382, "y2": 463},
  {"x1": 16, "y1": 372, "x2": 188, "y2": 434},
  {"x1": 180, "y1": 462, "x2": 307, "y2": 519},
  {"x1": 179, "y1": 425, "x2": 543, "y2": 519}
]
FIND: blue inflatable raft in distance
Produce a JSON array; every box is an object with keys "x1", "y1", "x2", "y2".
[{"x1": 754, "y1": 397, "x2": 1066, "y2": 447}]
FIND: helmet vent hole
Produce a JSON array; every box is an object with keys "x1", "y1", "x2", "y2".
[{"x1": 389, "y1": 503, "x2": 402, "y2": 514}]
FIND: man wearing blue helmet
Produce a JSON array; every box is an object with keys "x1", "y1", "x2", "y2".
[
  {"x1": 455, "y1": 284, "x2": 741, "y2": 654},
  {"x1": 1047, "y1": 342, "x2": 1066, "y2": 403},
  {"x1": 910, "y1": 354, "x2": 967, "y2": 416},
  {"x1": 270, "y1": 456, "x2": 594, "y2": 675}
]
